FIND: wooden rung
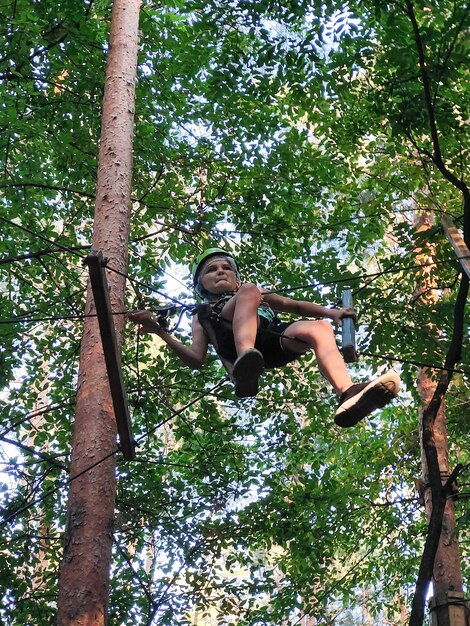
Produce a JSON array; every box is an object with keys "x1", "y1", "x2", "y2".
[
  {"x1": 84, "y1": 251, "x2": 135, "y2": 461},
  {"x1": 441, "y1": 214, "x2": 470, "y2": 281}
]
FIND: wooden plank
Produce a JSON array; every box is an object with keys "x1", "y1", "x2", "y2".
[
  {"x1": 341, "y1": 289, "x2": 358, "y2": 363},
  {"x1": 441, "y1": 214, "x2": 470, "y2": 281},
  {"x1": 428, "y1": 592, "x2": 469, "y2": 626},
  {"x1": 84, "y1": 251, "x2": 135, "y2": 460}
]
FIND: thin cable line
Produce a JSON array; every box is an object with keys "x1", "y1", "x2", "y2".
[
  {"x1": 0, "y1": 435, "x2": 68, "y2": 470},
  {"x1": 268, "y1": 256, "x2": 469, "y2": 297},
  {"x1": 105, "y1": 261, "x2": 187, "y2": 306},
  {"x1": 198, "y1": 312, "x2": 469, "y2": 377},
  {"x1": 0, "y1": 399, "x2": 75, "y2": 439},
  {"x1": 0, "y1": 245, "x2": 91, "y2": 266},
  {"x1": 150, "y1": 383, "x2": 228, "y2": 475},
  {"x1": 2, "y1": 213, "x2": 466, "y2": 306},
  {"x1": 0, "y1": 305, "x2": 193, "y2": 325},
  {"x1": 2, "y1": 253, "x2": 465, "y2": 326},
  {"x1": 134, "y1": 379, "x2": 226, "y2": 443},
  {"x1": 0, "y1": 214, "x2": 185, "y2": 306},
  {"x1": 3, "y1": 215, "x2": 467, "y2": 380},
  {"x1": 0, "y1": 380, "x2": 226, "y2": 531},
  {"x1": 0, "y1": 215, "x2": 88, "y2": 261},
  {"x1": 0, "y1": 306, "x2": 88, "y2": 327},
  {"x1": 129, "y1": 242, "x2": 189, "y2": 291},
  {"x1": 361, "y1": 351, "x2": 470, "y2": 376},
  {"x1": 3, "y1": 311, "x2": 464, "y2": 382},
  {"x1": 0, "y1": 311, "x2": 116, "y2": 325}
]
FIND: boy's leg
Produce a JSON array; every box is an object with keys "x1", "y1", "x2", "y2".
[
  {"x1": 281, "y1": 320, "x2": 400, "y2": 426},
  {"x1": 220, "y1": 284, "x2": 264, "y2": 397},
  {"x1": 220, "y1": 283, "x2": 261, "y2": 356},
  {"x1": 281, "y1": 320, "x2": 353, "y2": 393}
]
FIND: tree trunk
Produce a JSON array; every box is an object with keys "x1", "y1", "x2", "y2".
[
  {"x1": 417, "y1": 369, "x2": 464, "y2": 624},
  {"x1": 57, "y1": 1, "x2": 140, "y2": 624},
  {"x1": 413, "y1": 213, "x2": 464, "y2": 626}
]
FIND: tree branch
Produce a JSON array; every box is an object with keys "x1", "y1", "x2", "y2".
[
  {"x1": 405, "y1": 0, "x2": 470, "y2": 202},
  {"x1": 402, "y1": 9, "x2": 470, "y2": 621},
  {"x1": 0, "y1": 245, "x2": 90, "y2": 266},
  {"x1": 0, "y1": 434, "x2": 68, "y2": 471},
  {"x1": 0, "y1": 181, "x2": 94, "y2": 197}
]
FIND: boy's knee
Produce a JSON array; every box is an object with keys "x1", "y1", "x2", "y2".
[
  {"x1": 313, "y1": 319, "x2": 335, "y2": 337},
  {"x1": 237, "y1": 283, "x2": 262, "y2": 303},
  {"x1": 287, "y1": 319, "x2": 333, "y2": 346}
]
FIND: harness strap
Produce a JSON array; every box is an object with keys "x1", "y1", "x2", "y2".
[
  {"x1": 195, "y1": 303, "x2": 235, "y2": 381},
  {"x1": 209, "y1": 293, "x2": 276, "y2": 323}
]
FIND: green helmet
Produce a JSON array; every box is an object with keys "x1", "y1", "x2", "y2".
[{"x1": 191, "y1": 248, "x2": 239, "y2": 296}]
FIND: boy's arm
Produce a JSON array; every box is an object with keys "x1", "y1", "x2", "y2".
[
  {"x1": 127, "y1": 310, "x2": 208, "y2": 370},
  {"x1": 261, "y1": 291, "x2": 354, "y2": 325}
]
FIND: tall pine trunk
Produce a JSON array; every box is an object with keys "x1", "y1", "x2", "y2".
[
  {"x1": 57, "y1": 1, "x2": 140, "y2": 624},
  {"x1": 412, "y1": 213, "x2": 464, "y2": 626},
  {"x1": 417, "y1": 369, "x2": 464, "y2": 623}
]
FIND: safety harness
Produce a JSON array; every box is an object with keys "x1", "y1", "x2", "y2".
[{"x1": 194, "y1": 292, "x2": 279, "y2": 379}]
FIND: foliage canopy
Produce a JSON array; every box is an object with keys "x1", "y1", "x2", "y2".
[{"x1": 0, "y1": 0, "x2": 468, "y2": 623}]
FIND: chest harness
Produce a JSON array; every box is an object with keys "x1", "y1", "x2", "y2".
[
  {"x1": 194, "y1": 291, "x2": 278, "y2": 369},
  {"x1": 203, "y1": 292, "x2": 276, "y2": 324}
]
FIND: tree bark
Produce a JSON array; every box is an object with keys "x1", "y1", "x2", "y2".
[
  {"x1": 417, "y1": 369, "x2": 463, "y2": 622},
  {"x1": 404, "y1": 2, "x2": 469, "y2": 622},
  {"x1": 56, "y1": 1, "x2": 140, "y2": 624},
  {"x1": 410, "y1": 214, "x2": 465, "y2": 626}
]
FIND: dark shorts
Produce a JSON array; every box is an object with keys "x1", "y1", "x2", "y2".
[{"x1": 213, "y1": 315, "x2": 301, "y2": 369}]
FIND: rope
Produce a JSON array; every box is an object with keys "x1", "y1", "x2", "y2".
[
  {"x1": 361, "y1": 351, "x2": 470, "y2": 376},
  {"x1": 2, "y1": 212, "x2": 466, "y2": 304},
  {"x1": 0, "y1": 215, "x2": 88, "y2": 261},
  {"x1": 0, "y1": 215, "x2": 187, "y2": 308},
  {"x1": 1, "y1": 214, "x2": 465, "y2": 376},
  {"x1": 201, "y1": 314, "x2": 470, "y2": 376},
  {"x1": 267, "y1": 255, "x2": 467, "y2": 298},
  {"x1": 0, "y1": 379, "x2": 226, "y2": 531}
]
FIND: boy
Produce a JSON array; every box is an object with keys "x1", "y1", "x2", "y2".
[{"x1": 128, "y1": 249, "x2": 400, "y2": 427}]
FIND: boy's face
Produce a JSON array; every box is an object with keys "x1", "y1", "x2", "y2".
[{"x1": 199, "y1": 256, "x2": 239, "y2": 293}]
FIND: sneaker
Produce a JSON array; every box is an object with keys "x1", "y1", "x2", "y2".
[
  {"x1": 334, "y1": 371, "x2": 401, "y2": 428},
  {"x1": 232, "y1": 348, "x2": 265, "y2": 398}
]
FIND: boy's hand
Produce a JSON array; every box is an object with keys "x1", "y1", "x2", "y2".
[
  {"x1": 127, "y1": 310, "x2": 165, "y2": 334},
  {"x1": 330, "y1": 307, "x2": 356, "y2": 327}
]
